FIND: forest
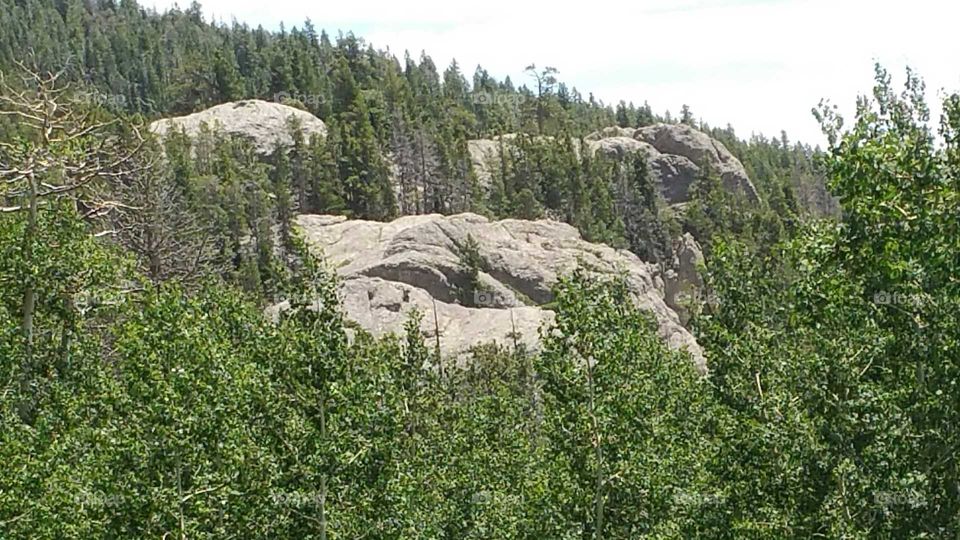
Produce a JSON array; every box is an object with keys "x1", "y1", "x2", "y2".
[{"x1": 1, "y1": 0, "x2": 959, "y2": 538}]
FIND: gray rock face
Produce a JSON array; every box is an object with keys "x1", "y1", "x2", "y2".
[
  {"x1": 294, "y1": 213, "x2": 706, "y2": 371},
  {"x1": 468, "y1": 124, "x2": 759, "y2": 206},
  {"x1": 467, "y1": 138, "x2": 503, "y2": 190},
  {"x1": 634, "y1": 124, "x2": 759, "y2": 202},
  {"x1": 589, "y1": 137, "x2": 657, "y2": 160},
  {"x1": 149, "y1": 100, "x2": 327, "y2": 154},
  {"x1": 647, "y1": 154, "x2": 701, "y2": 203}
]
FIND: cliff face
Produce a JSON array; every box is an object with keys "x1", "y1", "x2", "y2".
[{"x1": 287, "y1": 212, "x2": 706, "y2": 371}]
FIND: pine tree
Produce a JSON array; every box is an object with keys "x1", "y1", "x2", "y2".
[
  {"x1": 111, "y1": 146, "x2": 219, "y2": 285},
  {"x1": 330, "y1": 56, "x2": 394, "y2": 219},
  {"x1": 615, "y1": 100, "x2": 631, "y2": 128},
  {"x1": 523, "y1": 64, "x2": 559, "y2": 134},
  {"x1": 636, "y1": 101, "x2": 655, "y2": 127},
  {"x1": 270, "y1": 142, "x2": 294, "y2": 254},
  {"x1": 680, "y1": 104, "x2": 695, "y2": 126},
  {"x1": 306, "y1": 129, "x2": 346, "y2": 214},
  {"x1": 213, "y1": 47, "x2": 243, "y2": 102},
  {"x1": 620, "y1": 154, "x2": 672, "y2": 262},
  {"x1": 287, "y1": 117, "x2": 310, "y2": 212}
]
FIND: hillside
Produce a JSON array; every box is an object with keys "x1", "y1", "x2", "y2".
[{"x1": 2, "y1": 1, "x2": 959, "y2": 538}]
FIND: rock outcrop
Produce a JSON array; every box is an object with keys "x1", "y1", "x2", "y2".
[
  {"x1": 466, "y1": 137, "x2": 503, "y2": 192},
  {"x1": 634, "y1": 124, "x2": 759, "y2": 202},
  {"x1": 467, "y1": 123, "x2": 759, "y2": 205},
  {"x1": 291, "y1": 213, "x2": 706, "y2": 371},
  {"x1": 149, "y1": 100, "x2": 327, "y2": 154},
  {"x1": 149, "y1": 102, "x2": 753, "y2": 207}
]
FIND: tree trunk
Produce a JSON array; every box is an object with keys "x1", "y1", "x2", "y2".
[
  {"x1": 319, "y1": 397, "x2": 328, "y2": 540},
  {"x1": 18, "y1": 172, "x2": 39, "y2": 423},
  {"x1": 586, "y1": 354, "x2": 605, "y2": 539}
]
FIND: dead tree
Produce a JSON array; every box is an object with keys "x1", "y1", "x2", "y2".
[
  {"x1": 109, "y1": 150, "x2": 220, "y2": 286},
  {"x1": 0, "y1": 61, "x2": 144, "y2": 422}
]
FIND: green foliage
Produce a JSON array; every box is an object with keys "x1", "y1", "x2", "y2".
[
  {"x1": 536, "y1": 271, "x2": 717, "y2": 537},
  {"x1": 6, "y1": 4, "x2": 960, "y2": 538},
  {"x1": 0, "y1": 200, "x2": 721, "y2": 538},
  {"x1": 683, "y1": 159, "x2": 797, "y2": 259},
  {"x1": 697, "y1": 66, "x2": 960, "y2": 538},
  {"x1": 620, "y1": 154, "x2": 675, "y2": 263}
]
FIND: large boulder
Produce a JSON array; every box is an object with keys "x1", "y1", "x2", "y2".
[
  {"x1": 634, "y1": 123, "x2": 759, "y2": 202},
  {"x1": 589, "y1": 137, "x2": 657, "y2": 160},
  {"x1": 646, "y1": 153, "x2": 702, "y2": 203},
  {"x1": 149, "y1": 99, "x2": 327, "y2": 154},
  {"x1": 292, "y1": 213, "x2": 706, "y2": 371}
]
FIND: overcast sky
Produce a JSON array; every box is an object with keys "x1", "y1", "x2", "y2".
[{"x1": 148, "y1": 0, "x2": 959, "y2": 146}]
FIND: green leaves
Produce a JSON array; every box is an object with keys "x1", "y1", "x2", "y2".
[
  {"x1": 698, "y1": 68, "x2": 960, "y2": 538},
  {"x1": 536, "y1": 271, "x2": 716, "y2": 537}
]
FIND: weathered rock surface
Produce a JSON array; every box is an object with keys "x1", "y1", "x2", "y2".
[
  {"x1": 468, "y1": 123, "x2": 759, "y2": 205},
  {"x1": 149, "y1": 100, "x2": 327, "y2": 154},
  {"x1": 293, "y1": 213, "x2": 706, "y2": 371},
  {"x1": 589, "y1": 137, "x2": 657, "y2": 160},
  {"x1": 634, "y1": 123, "x2": 759, "y2": 202}
]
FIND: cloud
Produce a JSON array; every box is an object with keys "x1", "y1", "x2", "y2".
[{"x1": 148, "y1": 0, "x2": 960, "y2": 145}]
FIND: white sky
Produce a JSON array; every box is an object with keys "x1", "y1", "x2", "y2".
[{"x1": 148, "y1": 0, "x2": 960, "y2": 146}]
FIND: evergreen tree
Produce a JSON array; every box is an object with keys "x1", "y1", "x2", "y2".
[
  {"x1": 680, "y1": 104, "x2": 695, "y2": 126},
  {"x1": 615, "y1": 100, "x2": 631, "y2": 128}
]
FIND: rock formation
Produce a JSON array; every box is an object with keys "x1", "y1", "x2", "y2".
[
  {"x1": 634, "y1": 123, "x2": 759, "y2": 202},
  {"x1": 289, "y1": 213, "x2": 707, "y2": 371},
  {"x1": 149, "y1": 99, "x2": 327, "y2": 154},
  {"x1": 147, "y1": 104, "x2": 714, "y2": 370},
  {"x1": 149, "y1": 102, "x2": 753, "y2": 208},
  {"x1": 467, "y1": 123, "x2": 760, "y2": 205}
]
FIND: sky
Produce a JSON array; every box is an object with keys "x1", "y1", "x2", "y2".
[{"x1": 147, "y1": 0, "x2": 960, "y2": 146}]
